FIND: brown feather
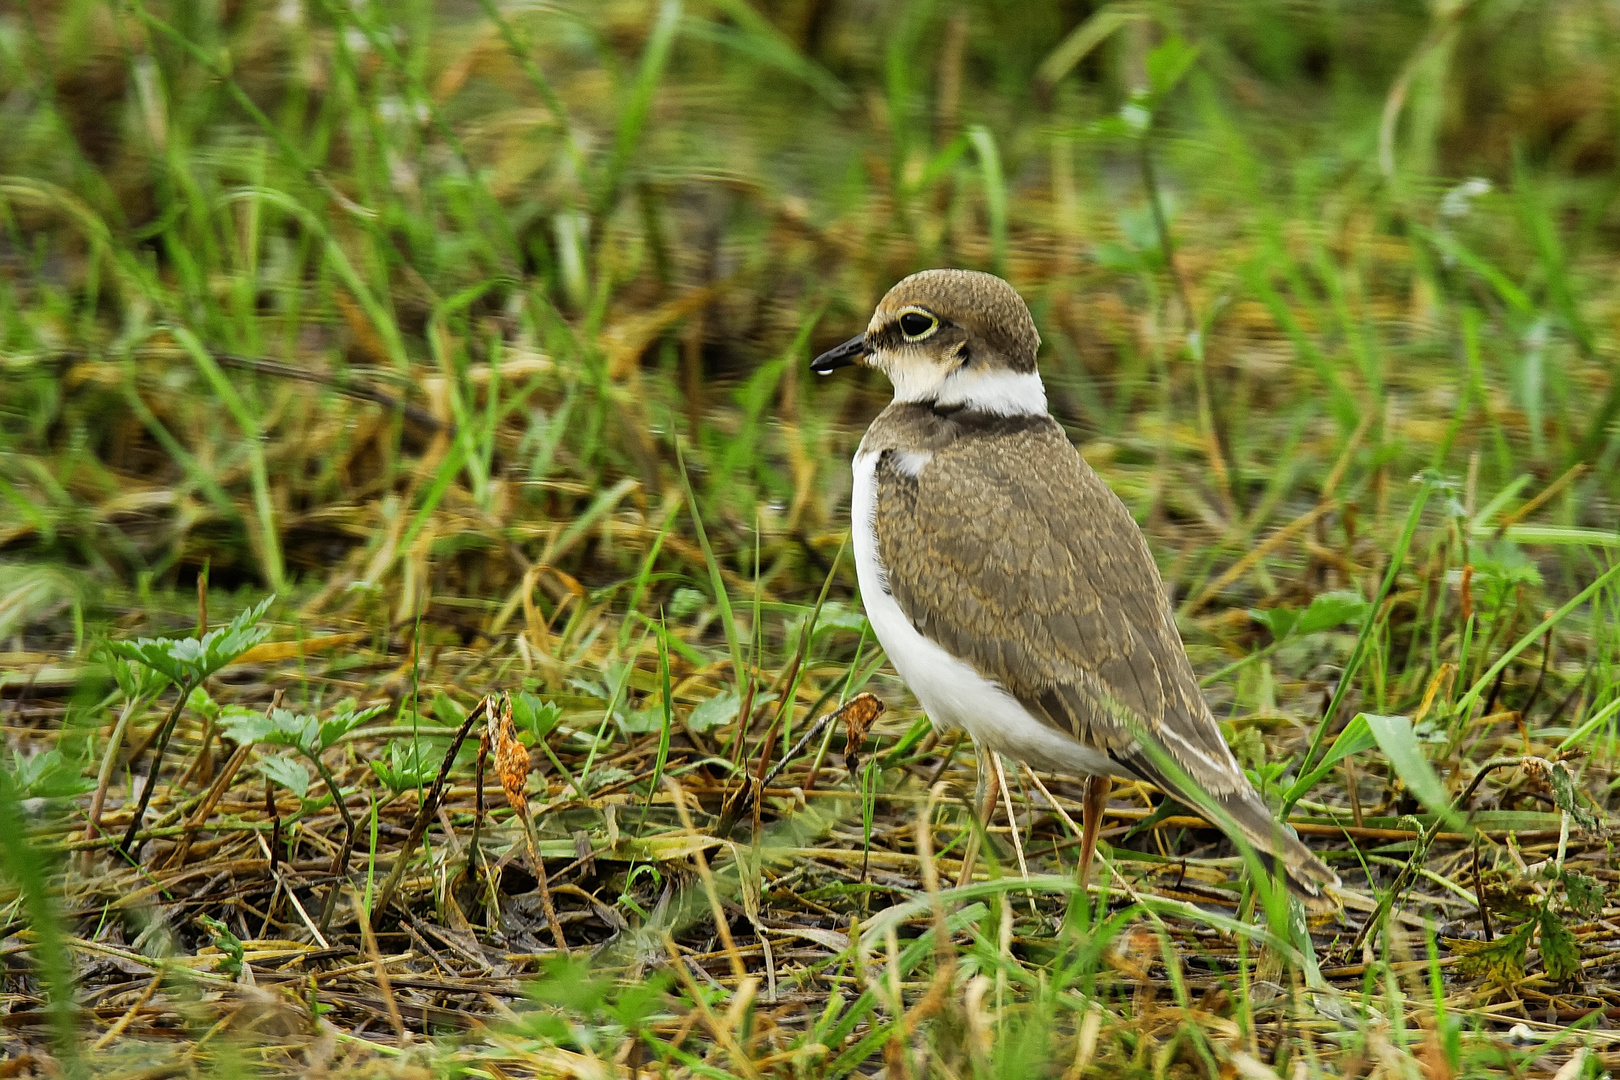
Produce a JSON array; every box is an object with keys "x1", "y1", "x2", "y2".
[{"x1": 862, "y1": 402, "x2": 1339, "y2": 898}]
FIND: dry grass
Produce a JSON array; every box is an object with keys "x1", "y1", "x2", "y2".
[{"x1": 3, "y1": 0, "x2": 1620, "y2": 1076}]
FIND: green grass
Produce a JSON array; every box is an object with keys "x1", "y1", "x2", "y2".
[{"x1": 2, "y1": 0, "x2": 1620, "y2": 1075}]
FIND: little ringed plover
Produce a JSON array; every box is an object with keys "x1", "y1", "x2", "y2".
[{"x1": 811, "y1": 268, "x2": 1339, "y2": 906}]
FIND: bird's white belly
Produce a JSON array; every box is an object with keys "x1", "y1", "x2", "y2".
[{"x1": 850, "y1": 450, "x2": 1126, "y2": 779}]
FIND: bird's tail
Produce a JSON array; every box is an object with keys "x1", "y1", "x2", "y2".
[
  {"x1": 1206, "y1": 786, "x2": 1340, "y2": 912},
  {"x1": 1126, "y1": 753, "x2": 1340, "y2": 910}
]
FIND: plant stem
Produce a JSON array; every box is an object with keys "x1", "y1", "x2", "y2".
[
  {"x1": 117, "y1": 680, "x2": 196, "y2": 858},
  {"x1": 312, "y1": 754, "x2": 357, "y2": 935},
  {"x1": 84, "y1": 693, "x2": 144, "y2": 867},
  {"x1": 370, "y1": 697, "x2": 488, "y2": 927}
]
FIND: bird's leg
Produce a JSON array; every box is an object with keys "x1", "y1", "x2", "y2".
[
  {"x1": 956, "y1": 741, "x2": 1000, "y2": 888},
  {"x1": 1078, "y1": 774, "x2": 1113, "y2": 891}
]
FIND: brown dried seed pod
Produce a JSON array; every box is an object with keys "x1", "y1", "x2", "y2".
[
  {"x1": 842, "y1": 692, "x2": 885, "y2": 772},
  {"x1": 491, "y1": 691, "x2": 530, "y2": 813}
]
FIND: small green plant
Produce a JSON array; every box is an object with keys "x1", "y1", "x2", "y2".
[
  {"x1": 510, "y1": 691, "x2": 562, "y2": 741},
  {"x1": 369, "y1": 739, "x2": 440, "y2": 795},
  {"x1": 5, "y1": 747, "x2": 93, "y2": 800},
  {"x1": 104, "y1": 596, "x2": 274, "y2": 857},
  {"x1": 219, "y1": 700, "x2": 386, "y2": 930},
  {"x1": 517, "y1": 955, "x2": 671, "y2": 1062},
  {"x1": 197, "y1": 914, "x2": 245, "y2": 979},
  {"x1": 1249, "y1": 590, "x2": 1370, "y2": 642}
]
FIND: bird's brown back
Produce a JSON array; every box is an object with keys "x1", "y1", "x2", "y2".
[{"x1": 863, "y1": 401, "x2": 1244, "y2": 792}]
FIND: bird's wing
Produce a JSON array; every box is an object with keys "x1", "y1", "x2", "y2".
[
  {"x1": 870, "y1": 415, "x2": 1339, "y2": 900},
  {"x1": 872, "y1": 416, "x2": 1245, "y2": 794},
  {"x1": 872, "y1": 414, "x2": 1339, "y2": 901}
]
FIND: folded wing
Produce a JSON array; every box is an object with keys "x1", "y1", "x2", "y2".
[{"x1": 872, "y1": 416, "x2": 1338, "y2": 901}]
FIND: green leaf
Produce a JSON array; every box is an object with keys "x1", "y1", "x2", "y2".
[
  {"x1": 104, "y1": 596, "x2": 274, "y2": 686},
  {"x1": 255, "y1": 708, "x2": 318, "y2": 750},
  {"x1": 586, "y1": 766, "x2": 634, "y2": 792},
  {"x1": 609, "y1": 971, "x2": 672, "y2": 1028},
  {"x1": 512, "y1": 692, "x2": 561, "y2": 740},
  {"x1": 257, "y1": 754, "x2": 311, "y2": 799},
  {"x1": 316, "y1": 704, "x2": 387, "y2": 751},
  {"x1": 1145, "y1": 36, "x2": 1199, "y2": 100},
  {"x1": 667, "y1": 587, "x2": 707, "y2": 621},
  {"x1": 224, "y1": 703, "x2": 382, "y2": 756},
  {"x1": 526, "y1": 955, "x2": 612, "y2": 1014},
  {"x1": 618, "y1": 707, "x2": 664, "y2": 735},
  {"x1": 1539, "y1": 910, "x2": 1581, "y2": 982},
  {"x1": 186, "y1": 687, "x2": 221, "y2": 721},
  {"x1": 195, "y1": 595, "x2": 275, "y2": 679},
  {"x1": 1283, "y1": 714, "x2": 1390, "y2": 810},
  {"x1": 1364, "y1": 713, "x2": 1463, "y2": 830},
  {"x1": 1561, "y1": 870, "x2": 1606, "y2": 918},
  {"x1": 369, "y1": 739, "x2": 438, "y2": 795},
  {"x1": 106, "y1": 651, "x2": 171, "y2": 701},
  {"x1": 8, "y1": 749, "x2": 92, "y2": 799},
  {"x1": 198, "y1": 914, "x2": 244, "y2": 978},
  {"x1": 1250, "y1": 591, "x2": 1368, "y2": 641},
  {"x1": 1322, "y1": 714, "x2": 1380, "y2": 767},
  {"x1": 430, "y1": 691, "x2": 467, "y2": 726},
  {"x1": 1526, "y1": 758, "x2": 1599, "y2": 833},
  {"x1": 103, "y1": 637, "x2": 193, "y2": 685},
  {"x1": 1227, "y1": 725, "x2": 1267, "y2": 772},
  {"x1": 1248, "y1": 605, "x2": 1300, "y2": 640},
  {"x1": 1481, "y1": 867, "x2": 1542, "y2": 919},
  {"x1": 1294, "y1": 591, "x2": 1371, "y2": 637},
  {"x1": 217, "y1": 705, "x2": 280, "y2": 747},
  {"x1": 1452, "y1": 920, "x2": 1532, "y2": 983},
  {"x1": 687, "y1": 691, "x2": 739, "y2": 733}
]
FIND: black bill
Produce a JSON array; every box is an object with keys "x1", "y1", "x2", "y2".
[{"x1": 810, "y1": 333, "x2": 868, "y2": 374}]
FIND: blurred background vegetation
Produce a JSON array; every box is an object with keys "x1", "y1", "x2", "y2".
[
  {"x1": 3, "y1": 0, "x2": 1616, "y2": 628},
  {"x1": 2, "y1": 0, "x2": 1620, "y2": 1074}
]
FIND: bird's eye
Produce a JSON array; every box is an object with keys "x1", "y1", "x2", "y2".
[{"x1": 898, "y1": 310, "x2": 938, "y2": 340}]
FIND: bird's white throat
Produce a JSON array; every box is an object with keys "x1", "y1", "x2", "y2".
[{"x1": 879, "y1": 358, "x2": 1048, "y2": 416}]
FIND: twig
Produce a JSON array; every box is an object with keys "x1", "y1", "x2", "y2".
[
  {"x1": 91, "y1": 968, "x2": 164, "y2": 1051},
  {"x1": 992, "y1": 754, "x2": 1034, "y2": 909},
  {"x1": 513, "y1": 807, "x2": 568, "y2": 954},
  {"x1": 369, "y1": 697, "x2": 488, "y2": 926},
  {"x1": 1351, "y1": 757, "x2": 1525, "y2": 953},
  {"x1": 163, "y1": 741, "x2": 252, "y2": 870},
  {"x1": 719, "y1": 694, "x2": 883, "y2": 832},
  {"x1": 661, "y1": 935, "x2": 764, "y2": 1080},
  {"x1": 666, "y1": 776, "x2": 746, "y2": 980},
  {"x1": 1521, "y1": 629, "x2": 1555, "y2": 721},
  {"x1": 117, "y1": 680, "x2": 199, "y2": 858},
  {"x1": 926, "y1": 731, "x2": 965, "y2": 789},
  {"x1": 1183, "y1": 502, "x2": 1334, "y2": 615},
  {"x1": 354, "y1": 887, "x2": 408, "y2": 1046},
  {"x1": 314, "y1": 754, "x2": 359, "y2": 935},
  {"x1": 266, "y1": 778, "x2": 281, "y2": 875}
]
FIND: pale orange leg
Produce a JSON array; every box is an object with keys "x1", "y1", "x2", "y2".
[
  {"x1": 1078, "y1": 775, "x2": 1113, "y2": 891},
  {"x1": 956, "y1": 742, "x2": 1001, "y2": 888}
]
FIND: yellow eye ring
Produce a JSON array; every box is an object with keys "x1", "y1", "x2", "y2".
[{"x1": 898, "y1": 308, "x2": 939, "y2": 341}]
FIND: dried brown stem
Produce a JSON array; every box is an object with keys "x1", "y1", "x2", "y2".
[{"x1": 369, "y1": 697, "x2": 488, "y2": 926}]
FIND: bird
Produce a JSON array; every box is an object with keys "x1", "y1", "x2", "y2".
[{"x1": 810, "y1": 268, "x2": 1339, "y2": 907}]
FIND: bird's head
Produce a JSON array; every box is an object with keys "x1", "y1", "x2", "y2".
[{"x1": 810, "y1": 269, "x2": 1046, "y2": 415}]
